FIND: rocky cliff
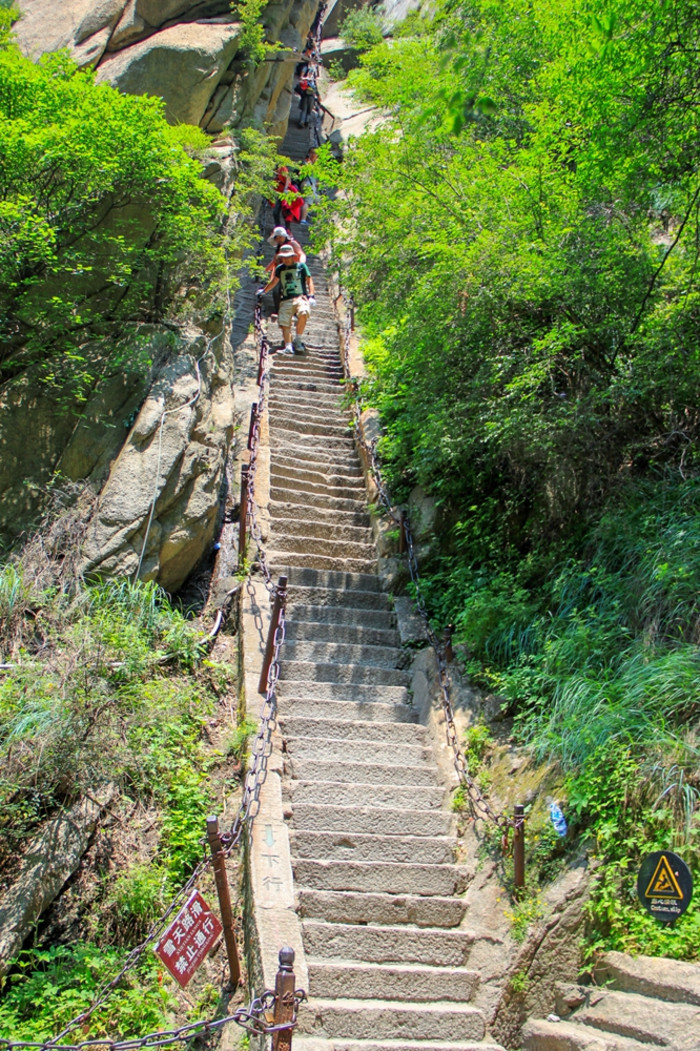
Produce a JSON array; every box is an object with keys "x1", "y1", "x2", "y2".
[
  {"x1": 3, "y1": 0, "x2": 320, "y2": 592},
  {"x1": 14, "y1": 0, "x2": 318, "y2": 135}
]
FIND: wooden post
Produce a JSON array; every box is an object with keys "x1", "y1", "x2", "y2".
[
  {"x1": 238, "y1": 464, "x2": 249, "y2": 569},
  {"x1": 247, "y1": 402, "x2": 259, "y2": 450},
  {"x1": 271, "y1": 946, "x2": 296, "y2": 1051},
  {"x1": 206, "y1": 815, "x2": 241, "y2": 987},
  {"x1": 259, "y1": 575, "x2": 288, "y2": 694},
  {"x1": 513, "y1": 804, "x2": 525, "y2": 898}
]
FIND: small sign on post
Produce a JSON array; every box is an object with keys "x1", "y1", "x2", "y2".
[
  {"x1": 637, "y1": 850, "x2": 693, "y2": 924},
  {"x1": 154, "y1": 889, "x2": 223, "y2": 987}
]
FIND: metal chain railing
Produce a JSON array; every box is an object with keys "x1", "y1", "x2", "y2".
[
  {"x1": 0, "y1": 979, "x2": 306, "y2": 1051},
  {"x1": 340, "y1": 293, "x2": 521, "y2": 836}
]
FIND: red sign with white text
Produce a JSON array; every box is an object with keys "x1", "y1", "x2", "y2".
[{"x1": 154, "y1": 889, "x2": 222, "y2": 987}]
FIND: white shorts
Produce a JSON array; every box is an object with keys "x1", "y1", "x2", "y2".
[{"x1": 279, "y1": 295, "x2": 311, "y2": 328}]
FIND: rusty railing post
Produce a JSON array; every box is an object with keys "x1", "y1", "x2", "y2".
[
  {"x1": 238, "y1": 464, "x2": 249, "y2": 569},
  {"x1": 444, "y1": 624, "x2": 455, "y2": 663},
  {"x1": 256, "y1": 343, "x2": 265, "y2": 386},
  {"x1": 247, "y1": 402, "x2": 259, "y2": 450},
  {"x1": 349, "y1": 296, "x2": 355, "y2": 332},
  {"x1": 258, "y1": 575, "x2": 288, "y2": 694},
  {"x1": 271, "y1": 946, "x2": 296, "y2": 1051},
  {"x1": 206, "y1": 815, "x2": 241, "y2": 987},
  {"x1": 513, "y1": 804, "x2": 525, "y2": 898},
  {"x1": 397, "y1": 509, "x2": 406, "y2": 554}
]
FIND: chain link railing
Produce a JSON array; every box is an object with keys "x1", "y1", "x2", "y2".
[
  {"x1": 340, "y1": 294, "x2": 523, "y2": 837},
  {"x1": 1, "y1": 965, "x2": 306, "y2": 1051}
]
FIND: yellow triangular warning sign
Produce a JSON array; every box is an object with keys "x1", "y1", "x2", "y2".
[{"x1": 645, "y1": 854, "x2": 684, "y2": 900}]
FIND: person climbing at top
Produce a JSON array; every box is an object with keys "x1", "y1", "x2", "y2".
[
  {"x1": 257, "y1": 245, "x2": 315, "y2": 356},
  {"x1": 271, "y1": 166, "x2": 303, "y2": 232},
  {"x1": 297, "y1": 62, "x2": 318, "y2": 129}
]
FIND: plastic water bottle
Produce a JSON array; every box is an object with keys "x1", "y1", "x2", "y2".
[{"x1": 549, "y1": 801, "x2": 568, "y2": 837}]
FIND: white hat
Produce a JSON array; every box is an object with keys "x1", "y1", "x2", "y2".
[
  {"x1": 267, "y1": 226, "x2": 288, "y2": 243},
  {"x1": 278, "y1": 245, "x2": 296, "y2": 258}
]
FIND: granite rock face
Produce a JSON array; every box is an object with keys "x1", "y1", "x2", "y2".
[
  {"x1": 81, "y1": 323, "x2": 236, "y2": 592},
  {"x1": 14, "y1": 0, "x2": 320, "y2": 134}
]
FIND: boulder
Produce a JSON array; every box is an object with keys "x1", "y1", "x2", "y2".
[
  {"x1": 96, "y1": 21, "x2": 242, "y2": 126},
  {"x1": 81, "y1": 324, "x2": 235, "y2": 593},
  {"x1": 14, "y1": 0, "x2": 127, "y2": 59},
  {"x1": 0, "y1": 361, "x2": 148, "y2": 546}
]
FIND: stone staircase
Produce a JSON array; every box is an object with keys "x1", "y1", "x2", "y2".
[
  {"x1": 522, "y1": 951, "x2": 700, "y2": 1051},
  {"x1": 257, "y1": 120, "x2": 505, "y2": 1051}
]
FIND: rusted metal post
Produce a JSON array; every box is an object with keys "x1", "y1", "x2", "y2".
[
  {"x1": 238, "y1": 464, "x2": 249, "y2": 569},
  {"x1": 271, "y1": 946, "x2": 296, "y2": 1051},
  {"x1": 349, "y1": 297, "x2": 355, "y2": 332},
  {"x1": 247, "y1": 402, "x2": 259, "y2": 450},
  {"x1": 206, "y1": 815, "x2": 241, "y2": 987},
  {"x1": 259, "y1": 575, "x2": 288, "y2": 694},
  {"x1": 397, "y1": 509, "x2": 407, "y2": 554},
  {"x1": 256, "y1": 343, "x2": 266, "y2": 386},
  {"x1": 513, "y1": 804, "x2": 525, "y2": 898},
  {"x1": 444, "y1": 624, "x2": 455, "y2": 663}
]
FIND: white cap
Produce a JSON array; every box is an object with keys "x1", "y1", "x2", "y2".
[{"x1": 267, "y1": 226, "x2": 288, "y2": 243}]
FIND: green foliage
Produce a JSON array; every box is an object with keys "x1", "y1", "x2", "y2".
[
  {"x1": 317, "y1": 0, "x2": 700, "y2": 959},
  {"x1": 228, "y1": 717, "x2": 257, "y2": 763},
  {"x1": 566, "y1": 741, "x2": 700, "y2": 961},
  {"x1": 0, "y1": 945, "x2": 174, "y2": 1040},
  {"x1": 229, "y1": 0, "x2": 280, "y2": 64},
  {"x1": 339, "y1": 7, "x2": 384, "y2": 52},
  {"x1": 504, "y1": 893, "x2": 544, "y2": 943}
]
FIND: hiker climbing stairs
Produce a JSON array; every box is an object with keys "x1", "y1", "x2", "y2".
[{"x1": 250, "y1": 116, "x2": 506, "y2": 1051}]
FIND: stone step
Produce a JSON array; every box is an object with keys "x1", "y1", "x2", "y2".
[
  {"x1": 271, "y1": 416, "x2": 351, "y2": 440},
  {"x1": 269, "y1": 393, "x2": 347, "y2": 415},
  {"x1": 274, "y1": 452, "x2": 363, "y2": 478},
  {"x1": 270, "y1": 464, "x2": 363, "y2": 490},
  {"x1": 288, "y1": 757, "x2": 439, "y2": 788},
  {"x1": 288, "y1": 803, "x2": 450, "y2": 838},
  {"x1": 295, "y1": 1040, "x2": 504, "y2": 1051},
  {"x1": 278, "y1": 698, "x2": 417, "y2": 724},
  {"x1": 286, "y1": 605, "x2": 394, "y2": 629},
  {"x1": 272, "y1": 503, "x2": 370, "y2": 530},
  {"x1": 275, "y1": 680, "x2": 410, "y2": 705},
  {"x1": 282, "y1": 640, "x2": 403, "y2": 670},
  {"x1": 278, "y1": 660, "x2": 407, "y2": 687},
  {"x1": 276, "y1": 522, "x2": 373, "y2": 549},
  {"x1": 521, "y1": 1017, "x2": 652, "y2": 1051},
  {"x1": 284, "y1": 731, "x2": 428, "y2": 764},
  {"x1": 301, "y1": 921, "x2": 474, "y2": 968},
  {"x1": 271, "y1": 431, "x2": 357, "y2": 454},
  {"x1": 272, "y1": 378, "x2": 345, "y2": 397},
  {"x1": 271, "y1": 551, "x2": 378, "y2": 574},
  {"x1": 270, "y1": 475, "x2": 364, "y2": 503},
  {"x1": 274, "y1": 441, "x2": 359, "y2": 464},
  {"x1": 279, "y1": 716, "x2": 424, "y2": 745},
  {"x1": 274, "y1": 535, "x2": 376, "y2": 564},
  {"x1": 296, "y1": 889, "x2": 466, "y2": 929},
  {"x1": 307, "y1": 960, "x2": 480, "y2": 1004},
  {"x1": 272, "y1": 363, "x2": 344, "y2": 383},
  {"x1": 594, "y1": 950, "x2": 700, "y2": 1006},
  {"x1": 555, "y1": 982, "x2": 700, "y2": 1049},
  {"x1": 270, "y1": 487, "x2": 366, "y2": 515},
  {"x1": 294, "y1": 858, "x2": 466, "y2": 896},
  {"x1": 285, "y1": 620, "x2": 399, "y2": 647},
  {"x1": 296, "y1": 999, "x2": 486, "y2": 1043},
  {"x1": 285, "y1": 567, "x2": 383, "y2": 591},
  {"x1": 286, "y1": 780, "x2": 445, "y2": 811},
  {"x1": 290, "y1": 830, "x2": 454, "y2": 865}
]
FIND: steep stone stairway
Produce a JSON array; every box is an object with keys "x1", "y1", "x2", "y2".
[{"x1": 256, "y1": 119, "x2": 505, "y2": 1051}]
